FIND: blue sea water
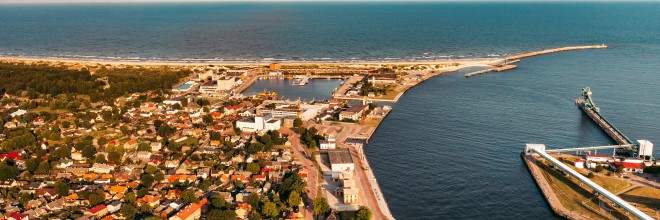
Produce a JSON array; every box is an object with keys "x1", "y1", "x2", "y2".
[
  {"x1": 1, "y1": 2, "x2": 659, "y2": 61},
  {"x1": 2, "y1": 2, "x2": 660, "y2": 219}
]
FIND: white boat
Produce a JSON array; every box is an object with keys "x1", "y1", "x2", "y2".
[{"x1": 292, "y1": 76, "x2": 309, "y2": 86}]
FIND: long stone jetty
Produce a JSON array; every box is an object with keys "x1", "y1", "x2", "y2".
[
  {"x1": 506, "y1": 44, "x2": 608, "y2": 60},
  {"x1": 466, "y1": 45, "x2": 607, "y2": 77}
]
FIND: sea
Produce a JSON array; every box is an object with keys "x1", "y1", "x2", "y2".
[{"x1": 2, "y1": 2, "x2": 660, "y2": 219}]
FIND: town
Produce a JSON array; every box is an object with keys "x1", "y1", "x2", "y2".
[{"x1": 0, "y1": 60, "x2": 460, "y2": 220}]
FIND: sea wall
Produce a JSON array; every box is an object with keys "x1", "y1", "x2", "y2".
[{"x1": 521, "y1": 154, "x2": 588, "y2": 220}]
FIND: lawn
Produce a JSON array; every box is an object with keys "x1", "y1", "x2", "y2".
[
  {"x1": 620, "y1": 186, "x2": 660, "y2": 213},
  {"x1": 538, "y1": 161, "x2": 624, "y2": 220}
]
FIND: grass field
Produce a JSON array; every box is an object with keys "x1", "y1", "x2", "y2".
[
  {"x1": 620, "y1": 186, "x2": 660, "y2": 216},
  {"x1": 538, "y1": 161, "x2": 628, "y2": 220}
]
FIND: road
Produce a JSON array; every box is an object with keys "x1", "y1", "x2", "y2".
[
  {"x1": 349, "y1": 146, "x2": 394, "y2": 220},
  {"x1": 281, "y1": 127, "x2": 318, "y2": 220}
]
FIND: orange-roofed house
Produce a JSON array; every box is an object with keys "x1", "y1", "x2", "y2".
[
  {"x1": 210, "y1": 112, "x2": 223, "y2": 119},
  {"x1": 138, "y1": 195, "x2": 161, "y2": 207},
  {"x1": 124, "y1": 139, "x2": 138, "y2": 150},
  {"x1": 83, "y1": 173, "x2": 98, "y2": 181},
  {"x1": 169, "y1": 203, "x2": 201, "y2": 220},
  {"x1": 125, "y1": 182, "x2": 139, "y2": 189},
  {"x1": 167, "y1": 189, "x2": 181, "y2": 199},
  {"x1": 109, "y1": 186, "x2": 127, "y2": 195},
  {"x1": 102, "y1": 216, "x2": 115, "y2": 220},
  {"x1": 235, "y1": 203, "x2": 251, "y2": 219}
]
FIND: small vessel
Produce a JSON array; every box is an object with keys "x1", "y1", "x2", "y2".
[
  {"x1": 258, "y1": 89, "x2": 278, "y2": 99},
  {"x1": 292, "y1": 76, "x2": 309, "y2": 86}
]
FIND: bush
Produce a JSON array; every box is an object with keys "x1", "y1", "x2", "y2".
[{"x1": 586, "y1": 173, "x2": 595, "y2": 178}]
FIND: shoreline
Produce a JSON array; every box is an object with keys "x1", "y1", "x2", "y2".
[{"x1": 0, "y1": 55, "x2": 500, "y2": 67}]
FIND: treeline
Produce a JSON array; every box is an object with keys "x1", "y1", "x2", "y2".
[{"x1": 0, "y1": 62, "x2": 190, "y2": 102}]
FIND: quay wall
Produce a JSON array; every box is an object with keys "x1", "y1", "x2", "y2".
[{"x1": 521, "y1": 154, "x2": 588, "y2": 220}]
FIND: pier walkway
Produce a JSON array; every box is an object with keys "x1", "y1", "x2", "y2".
[
  {"x1": 575, "y1": 87, "x2": 635, "y2": 152},
  {"x1": 466, "y1": 45, "x2": 607, "y2": 77}
]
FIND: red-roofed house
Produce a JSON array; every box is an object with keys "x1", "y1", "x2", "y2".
[
  {"x1": 8, "y1": 212, "x2": 28, "y2": 220},
  {"x1": 86, "y1": 204, "x2": 108, "y2": 218},
  {"x1": 0, "y1": 152, "x2": 21, "y2": 161},
  {"x1": 611, "y1": 162, "x2": 644, "y2": 173}
]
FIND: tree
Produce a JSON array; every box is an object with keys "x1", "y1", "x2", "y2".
[
  {"x1": 137, "y1": 143, "x2": 151, "y2": 152},
  {"x1": 356, "y1": 206, "x2": 372, "y2": 220},
  {"x1": 586, "y1": 172, "x2": 595, "y2": 178},
  {"x1": 145, "y1": 165, "x2": 158, "y2": 174},
  {"x1": 293, "y1": 117, "x2": 303, "y2": 128},
  {"x1": 247, "y1": 142, "x2": 264, "y2": 155},
  {"x1": 120, "y1": 203, "x2": 138, "y2": 219},
  {"x1": 595, "y1": 165, "x2": 604, "y2": 173},
  {"x1": 25, "y1": 158, "x2": 39, "y2": 174},
  {"x1": 211, "y1": 195, "x2": 228, "y2": 209},
  {"x1": 261, "y1": 202, "x2": 279, "y2": 218},
  {"x1": 141, "y1": 174, "x2": 155, "y2": 187},
  {"x1": 313, "y1": 196, "x2": 330, "y2": 216},
  {"x1": 139, "y1": 203, "x2": 153, "y2": 214},
  {"x1": 246, "y1": 193, "x2": 260, "y2": 208},
  {"x1": 54, "y1": 180, "x2": 70, "y2": 196},
  {"x1": 124, "y1": 191, "x2": 137, "y2": 204},
  {"x1": 181, "y1": 189, "x2": 198, "y2": 204},
  {"x1": 95, "y1": 154, "x2": 107, "y2": 163},
  {"x1": 88, "y1": 192, "x2": 105, "y2": 206},
  {"x1": 36, "y1": 161, "x2": 51, "y2": 174},
  {"x1": 287, "y1": 191, "x2": 302, "y2": 208},
  {"x1": 207, "y1": 209, "x2": 237, "y2": 220},
  {"x1": 246, "y1": 163, "x2": 261, "y2": 174},
  {"x1": 154, "y1": 172, "x2": 165, "y2": 182},
  {"x1": 108, "y1": 151, "x2": 122, "y2": 164},
  {"x1": 0, "y1": 162, "x2": 19, "y2": 181},
  {"x1": 248, "y1": 210, "x2": 262, "y2": 220},
  {"x1": 615, "y1": 165, "x2": 625, "y2": 174},
  {"x1": 82, "y1": 145, "x2": 96, "y2": 160}
]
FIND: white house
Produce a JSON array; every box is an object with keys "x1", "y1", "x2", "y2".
[
  {"x1": 236, "y1": 113, "x2": 281, "y2": 133},
  {"x1": 90, "y1": 163, "x2": 114, "y2": 174},
  {"x1": 10, "y1": 109, "x2": 27, "y2": 117},
  {"x1": 320, "y1": 136, "x2": 336, "y2": 150}
]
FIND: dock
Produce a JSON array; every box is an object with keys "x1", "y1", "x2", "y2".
[
  {"x1": 464, "y1": 64, "x2": 518, "y2": 77},
  {"x1": 575, "y1": 87, "x2": 633, "y2": 146}
]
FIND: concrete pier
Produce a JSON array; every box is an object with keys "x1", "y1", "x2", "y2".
[{"x1": 507, "y1": 45, "x2": 608, "y2": 60}]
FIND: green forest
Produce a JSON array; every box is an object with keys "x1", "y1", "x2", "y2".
[{"x1": 0, "y1": 62, "x2": 190, "y2": 102}]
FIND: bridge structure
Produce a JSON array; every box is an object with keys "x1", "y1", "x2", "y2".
[{"x1": 522, "y1": 88, "x2": 656, "y2": 220}]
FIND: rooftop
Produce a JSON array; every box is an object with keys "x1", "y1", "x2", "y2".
[{"x1": 328, "y1": 149, "x2": 353, "y2": 164}]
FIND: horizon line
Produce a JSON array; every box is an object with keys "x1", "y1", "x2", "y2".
[{"x1": 2, "y1": 0, "x2": 659, "y2": 4}]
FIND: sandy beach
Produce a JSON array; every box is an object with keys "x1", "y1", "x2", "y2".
[{"x1": 0, "y1": 56, "x2": 500, "y2": 68}]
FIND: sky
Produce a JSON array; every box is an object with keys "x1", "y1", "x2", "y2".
[{"x1": 1, "y1": 0, "x2": 657, "y2": 3}]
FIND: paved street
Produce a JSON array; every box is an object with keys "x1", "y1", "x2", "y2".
[
  {"x1": 349, "y1": 146, "x2": 394, "y2": 220},
  {"x1": 281, "y1": 127, "x2": 319, "y2": 220}
]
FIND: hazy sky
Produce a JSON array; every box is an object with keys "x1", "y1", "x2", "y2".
[{"x1": 1, "y1": 0, "x2": 654, "y2": 3}]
